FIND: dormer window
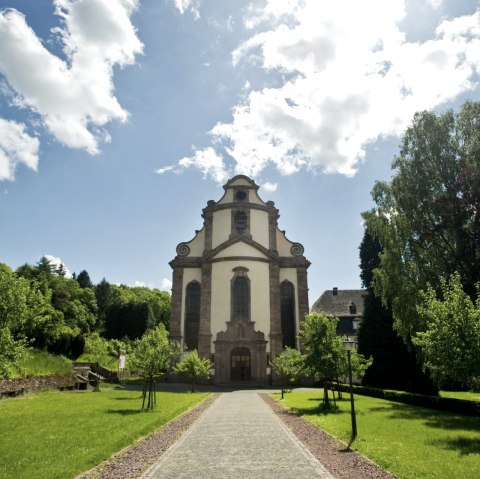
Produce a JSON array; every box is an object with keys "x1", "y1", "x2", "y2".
[
  {"x1": 349, "y1": 302, "x2": 357, "y2": 315},
  {"x1": 235, "y1": 211, "x2": 247, "y2": 232}
]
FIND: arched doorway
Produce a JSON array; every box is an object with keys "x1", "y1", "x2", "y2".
[{"x1": 231, "y1": 347, "x2": 251, "y2": 381}]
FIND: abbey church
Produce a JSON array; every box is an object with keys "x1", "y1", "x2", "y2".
[{"x1": 169, "y1": 175, "x2": 310, "y2": 384}]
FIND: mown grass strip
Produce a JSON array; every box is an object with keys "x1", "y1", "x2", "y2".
[
  {"x1": 0, "y1": 388, "x2": 208, "y2": 479},
  {"x1": 279, "y1": 391, "x2": 480, "y2": 479},
  {"x1": 440, "y1": 390, "x2": 480, "y2": 402}
]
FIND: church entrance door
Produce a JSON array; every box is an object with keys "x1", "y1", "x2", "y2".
[{"x1": 230, "y1": 347, "x2": 251, "y2": 381}]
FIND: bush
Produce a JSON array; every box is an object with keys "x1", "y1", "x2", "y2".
[
  {"x1": 338, "y1": 383, "x2": 480, "y2": 416},
  {"x1": 47, "y1": 333, "x2": 85, "y2": 358}
]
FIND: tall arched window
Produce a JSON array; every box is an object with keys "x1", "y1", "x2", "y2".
[
  {"x1": 233, "y1": 276, "x2": 250, "y2": 318},
  {"x1": 184, "y1": 281, "x2": 200, "y2": 350},
  {"x1": 280, "y1": 281, "x2": 296, "y2": 349}
]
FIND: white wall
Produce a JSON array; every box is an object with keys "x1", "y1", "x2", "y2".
[
  {"x1": 210, "y1": 260, "x2": 271, "y2": 352},
  {"x1": 212, "y1": 209, "x2": 231, "y2": 249},
  {"x1": 276, "y1": 229, "x2": 294, "y2": 257},
  {"x1": 186, "y1": 228, "x2": 205, "y2": 256},
  {"x1": 250, "y1": 209, "x2": 269, "y2": 248}
]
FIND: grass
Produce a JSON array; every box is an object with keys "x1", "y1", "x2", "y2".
[
  {"x1": 14, "y1": 349, "x2": 72, "y2": 378},
  {"x1": 279, "y1": 391, "x2": 480, "y2": 479},
  {"x1": 0, "y1": 387, "x2": 208, "y2": 479},
  {"x1": 440, "y1": 390, "x2": 480, "y2": 402}
]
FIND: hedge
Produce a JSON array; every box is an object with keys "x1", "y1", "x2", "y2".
[{"x1": 338, "y1": 384, "x2": 480, "y2": 417}]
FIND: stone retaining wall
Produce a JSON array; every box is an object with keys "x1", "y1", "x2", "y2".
[{"x1": 0, "y1": 373, "x2": 76, "y2": 395}]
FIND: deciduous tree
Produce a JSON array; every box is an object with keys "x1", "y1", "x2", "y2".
[
  {"x1": 414, "y1": 273, "x2": 480, "y2": 389},
  {"x1": 363, "y1": 101, "x2": 480, "y2": 342},
  {"x1": 174, "y1": 350, "x2": 212, "y2": 392},
  {"x1": 299, "y1": 313, "x2": 347, "y2": 408},
  {"x1": 271, "y1": 347, "x2": 304, "y2": 399},
  {"x1": 129, "y1": 325, "x2": 175, "y2": 410}
]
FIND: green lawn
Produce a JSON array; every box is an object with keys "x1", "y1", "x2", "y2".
[
  {"x1": 279, "y1": 391, "x2": 480, "y2": 479},
  {"x1": 0, "y1": 388, "x2": 208, "y2": 479},
  {"x1": 14, "y1": 349, "x2": 72, "y2": 378},
  {"x1": 440, "y1": 390, "x2": 480, "y2": 402}
]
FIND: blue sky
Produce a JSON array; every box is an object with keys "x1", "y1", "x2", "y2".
[{"x1": 1, "y1": 0, "x2": 480, "y2": 304}]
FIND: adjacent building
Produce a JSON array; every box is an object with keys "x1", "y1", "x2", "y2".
[
  {"x1": 169, "y1": 175, "x2": 310, "y2": 384},
  {"x1": 310, "y1": 287, "x2": 367, "y2": 342}
]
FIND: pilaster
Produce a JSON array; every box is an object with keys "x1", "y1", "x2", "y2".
[
  {"x1": 169, "y1": 267, "x2": 183, "y2": 343},
  {"x1": 269, "y1": 261, "x2": 283, "y2": 359},
  {"x1": 198, "y1": 262, "x2": 212, "y2": 358}
]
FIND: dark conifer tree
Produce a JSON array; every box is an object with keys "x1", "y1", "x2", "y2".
[
  {"x1": 358, "y1": 230, "x2": 437, "y2": 394},
  {"x1": 76, "y1": 270, "x2": 93, "y2": 289}
]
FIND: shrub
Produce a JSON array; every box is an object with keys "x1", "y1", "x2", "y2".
[{"x1": 338, "y1": 383, "x2": 480, "y2": 416}]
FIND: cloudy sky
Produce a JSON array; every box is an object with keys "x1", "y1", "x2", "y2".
[{"x1": 1, "y1": 0, "x2": 480, "y2": 302}]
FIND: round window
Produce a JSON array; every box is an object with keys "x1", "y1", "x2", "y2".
[{"x1": 235, "y1": 190, "x2": 247, "y2": 201}]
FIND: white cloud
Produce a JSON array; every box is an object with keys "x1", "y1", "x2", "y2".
[
  {"x1": 45, "y1": 254, "x2": 72, "y2": 278},
  {"x1": 160, "y1": 277, "x2": 172, "y2": 291},
  {"x1": 0, "y1": 0, "x2": 143, "y2": 176},
  {"x1": 0, "y1": 118, "x2": 39, "y2": 180},
  {"x1": 157, "y1": 146, "x2": 229, "y2": 183},
  {"x1": 171, "y1": 0, "x2": 480, "y2": 182},
  {"x1": 261, "y1": 181, "x2": 277, "y2": 192},
  {"x1": 173, "y1": 0, "x2": 201, "y2": 19}
]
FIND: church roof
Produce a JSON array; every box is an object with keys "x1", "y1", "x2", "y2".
[{"x1": 311, "y1": 288, "x2": 367, "y2": 317}]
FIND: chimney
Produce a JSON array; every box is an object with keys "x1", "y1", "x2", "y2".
[{"x1": 333, "y1": 287, "x2": 338, "y2": 296}]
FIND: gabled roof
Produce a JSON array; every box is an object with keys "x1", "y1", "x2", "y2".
[{"x1": 311, "y1": 288, "x2": 367, "y2": 317}]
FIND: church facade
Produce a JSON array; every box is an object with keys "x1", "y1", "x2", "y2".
[{"x1": 169, "y1": 175, "x2": 310, "y2": 384}]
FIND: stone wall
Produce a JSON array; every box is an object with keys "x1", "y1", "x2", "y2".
[{"x1": 0, "y1": 373, "x2": 75, "y2": 396}]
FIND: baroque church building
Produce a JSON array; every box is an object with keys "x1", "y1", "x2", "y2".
[{"x1": 169, "y1": 175, "x2": 310, "y2": 384}]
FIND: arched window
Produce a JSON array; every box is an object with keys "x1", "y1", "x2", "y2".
[
  {"x1": 233, "y1": 276, "x2": 250, "y2": 318},
  {"x1": 280, "y1": 281, "x2": 296, "y2": 349},
  {"x1": 184, "y1": 281, "x2": 200, "y2": 350}
]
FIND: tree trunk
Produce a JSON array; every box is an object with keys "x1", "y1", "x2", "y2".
[
  {"x1": 141, "y1": 380, "x2": 147, "y2": 410},
  {"x1": 323, "y1": 379, "x2": 330, "y2": 408}
]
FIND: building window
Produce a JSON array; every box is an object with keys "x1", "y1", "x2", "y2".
[
  {"x1": 349, "y1": 302, "x2": 357, "y2": 315},
  {"x1": 235, "y1": 190, "x2": 247, "y2": 201},
  {"x1": 234, "y1": 211, "x2": 247, "y2": 233},
  {"x1": 184, "y1": 281, "x2": 200, "y2": 350},
  {"x1": 280, "y1": 281, "x2": 296, "y2": 349},
  {"x1": 233, "y1": 276, "x2": 250, "y2": 318}
]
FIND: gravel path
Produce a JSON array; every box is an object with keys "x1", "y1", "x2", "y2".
[
  {"x1": 140, "y1": 391, "x2": 333, "y2": 479},
  {"x1": 261, "y1": 394, "x2": 398, "y2": 479}
]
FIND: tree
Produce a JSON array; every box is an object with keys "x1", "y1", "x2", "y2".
[
  {"x1": 174, "y1": 350, "x2": 213, "y2": 392},
  {"x1": 105, "y1": 302, "x2": 153, "y2": 340},
  {"x1": 0, "y1": 263, "x2": 31, "y2": 378},
  {"x1": 357, "y1": 230, "x2": 438, "y2": 394},
  {"x1": 95, "y1": 278, "x2": 113, "y2": 330},
  {"x1": 413, "y1": 273, "x2": 480, "y2": 389},
  {"x1": 0, "y1": 327, "x2": 29, "y2": 379},
  {"x1": 363, "y1": 101, "x2": 480, "y2": 343},
  {"x1": 83, "y1": 332, "x2": 110, "y2": 366},
  {"x1": 22, "y1": 284, "x2": 65, "y2": 349},
  {"x1": 76, "y1": 270, "x2": 93, "y2": 289},
  {"x1": 129, "y1": 325, "x2": 175, "y2": 410},
  {"x1": 271, "y1": 347, "x2": 304, "y2": 399},
  {"x1": 299, "y1": 313, "x2": 347, "y2": 408}
]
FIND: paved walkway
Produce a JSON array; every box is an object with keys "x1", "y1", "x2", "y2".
[{"x1": 141, "y1": 391, "x2": 334, "y2": 479}]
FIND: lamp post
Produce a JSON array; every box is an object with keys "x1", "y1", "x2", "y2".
[{"x1": 343, "y1": 337, "x2": 357, "y2": 444}]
